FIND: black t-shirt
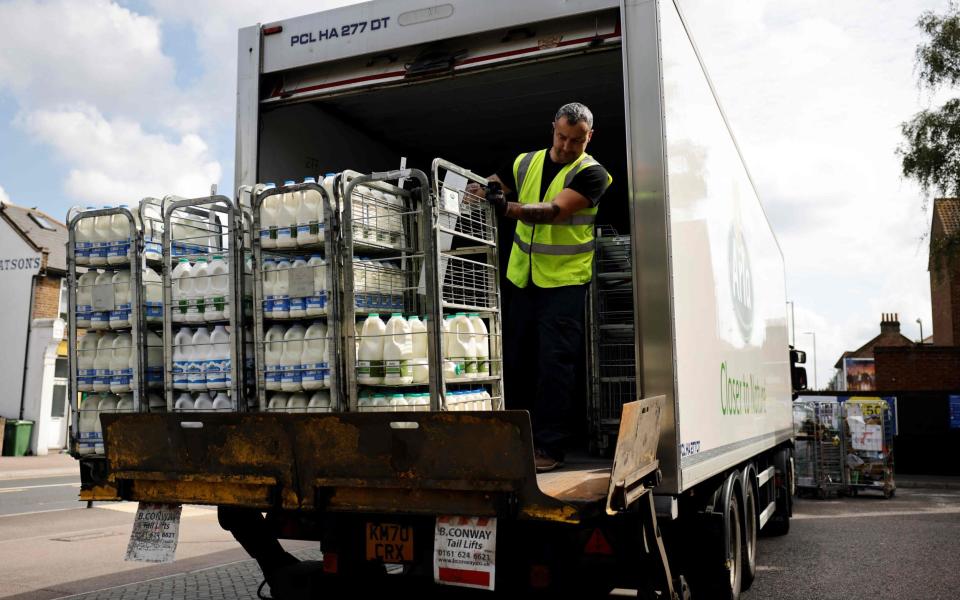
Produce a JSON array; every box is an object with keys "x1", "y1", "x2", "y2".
[{"x1": 495, "y1": 150, "x2": 610, "y2": 207}]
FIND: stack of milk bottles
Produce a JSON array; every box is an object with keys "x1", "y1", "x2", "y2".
[
  {"x1": 258, "y1": 178, "x2": 332, "y2": 412},
  {"x1": 72, "y1": 202, "x2": 167, "y2": 455}
]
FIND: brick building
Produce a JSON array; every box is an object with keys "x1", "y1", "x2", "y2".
[
  {"x1": 0, "y1": 197, "x2": 69, "y2": 454},
  {"x1": 869, "y1": 199, "x2": 960, "y2": 391}
]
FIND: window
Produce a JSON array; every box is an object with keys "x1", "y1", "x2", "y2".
[
  {"x1": 29, "y1": 212, "x2": 56, "y2": 231},
  {"x1": 51, "y1": 384, "x2": 67, "y2": 418},
  {"x1": 51, "y1": 358, "x2": 68, "y2": 418},
  {"x1": 58, "y1": 278, "x2": 68, "y2": 321}
]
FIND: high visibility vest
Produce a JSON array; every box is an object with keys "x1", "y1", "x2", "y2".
[{"x1": 506, "y1": 150, "x2": 612, "y2": 288}]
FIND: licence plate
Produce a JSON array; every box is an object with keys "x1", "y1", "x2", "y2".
[{"x1": 366, "y1": 522, "x2": 414, "y2": 562}]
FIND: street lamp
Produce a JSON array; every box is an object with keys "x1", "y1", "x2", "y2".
[
  {"x1": 916, "y1": 318, "x2": 924, "y2": 344},
  {"x1": 802, "y1": 331, "x2": 818, "y2": 390}
]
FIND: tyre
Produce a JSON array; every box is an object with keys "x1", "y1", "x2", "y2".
[
  {"x1": 740, "y1": 469, "x2": 758, "y2": 590},
  {"x1": 691, "y1": 474, "x2": 743, "y2": 600},
  {"x1": 718, "y1": 492, "x2": 744, "y2": 600}
]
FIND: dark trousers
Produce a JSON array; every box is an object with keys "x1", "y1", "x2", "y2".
[{"x1": 503, "y1": 281, "x2": 587, "y2": 460}]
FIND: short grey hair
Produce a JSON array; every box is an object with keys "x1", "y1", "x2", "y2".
[{"x1": 555, "y1": 102, "x2": 594, "y2": 129}]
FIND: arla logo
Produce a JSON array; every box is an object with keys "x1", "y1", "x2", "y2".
[{"x1": 728, "y1": 218, "x2": 754, "y2": 342}]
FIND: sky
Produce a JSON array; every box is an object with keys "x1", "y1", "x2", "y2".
[{"x1": 0, "y1": 0, "x2": 950, "y2": 387}]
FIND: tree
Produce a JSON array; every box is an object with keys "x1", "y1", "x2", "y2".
[{"x1": 900, "y1": 3, "x2": 960, "y2": 201}]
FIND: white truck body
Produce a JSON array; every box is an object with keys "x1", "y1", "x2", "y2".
[{"x1": 235, "y1": 0, "x2": 792, "y2": 497}]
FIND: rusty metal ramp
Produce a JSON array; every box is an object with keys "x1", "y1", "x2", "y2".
[{"x1": 102, "y1": 410, "x2": 580, "y2": 523}]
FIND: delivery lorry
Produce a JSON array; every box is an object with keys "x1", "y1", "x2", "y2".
[{"x1": 73, "y1": 0, "x2": 795, "y2": 597}]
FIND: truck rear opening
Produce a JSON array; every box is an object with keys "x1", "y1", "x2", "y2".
[{"x1": 253, "y1": 9, "x2": 633, "y2": 469}]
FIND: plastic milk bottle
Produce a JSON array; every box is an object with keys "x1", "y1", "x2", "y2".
[
  {"x1": 301, "y1": 322, "x2": 327, "y2": 391},
  {"x1": 297, "y1": 177, "x2": 322, "y2": 246},
  {"x1": 383, "y1": 313, "x2": 413, "y2": 385},
  {"x1": 280, "y1": 324, "x2": 306, "y2": 392},
  {"x1": 408, "y1": 315, "x2": 429, "y2": 384},
  {"x1": 357, "y1": 314, "x2": 386, "y2": 384}
]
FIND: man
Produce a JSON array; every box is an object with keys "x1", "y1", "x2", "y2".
[{"x1": 481, "y1": 102, "x2": 612, "y2": 473}]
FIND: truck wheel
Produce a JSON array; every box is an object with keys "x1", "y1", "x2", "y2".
[
  {"x1": 716, "y1": 492, "x2": 743, "y2": 600},
  {"x1": 692, "y1": 473, "x2": 743, "y2": 600},
  {"x1": 740, "y1": 468, "x2": 758, "y2": 590}
]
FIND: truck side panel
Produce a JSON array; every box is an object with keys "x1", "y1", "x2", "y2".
[{"x1": 659, "y1": 0, "x2": 793, "y2": 492}]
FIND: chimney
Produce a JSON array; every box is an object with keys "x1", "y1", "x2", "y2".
[{"x1": 880, "y1": 312, "x2": 900, "y2": 334}]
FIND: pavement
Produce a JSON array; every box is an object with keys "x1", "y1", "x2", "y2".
[{"x1": 0, "y1": 453, "x2": 77, "y2": 480}]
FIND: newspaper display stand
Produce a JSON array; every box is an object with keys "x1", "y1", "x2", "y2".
[
  {"x1": 793, "y1": 397, "x2": 845, "y2": 499},
  {"x1": 843, "y1": 397, "x2": 896, "y2": 498}
]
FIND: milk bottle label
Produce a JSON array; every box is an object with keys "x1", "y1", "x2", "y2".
[
  {"x1": 173, "y1": 361, "x2": 188, "y2": 386},
  {"x1": 274, "y1": 295, "x2": 290, "y2": 313},
  {"x1": 385, "y1": 360, "x2": 407, "y2": 378},
  {"x1": 208, "y1": 295, "x2": 226, "y2": 314},
  {"x1": 113, "y1": 367, "x2": 133, "y2": 387},
  {"x1": 260, "y1": 227, "x2": 278, "y2": 243},
  {"x1": 267, "y1": 366, "x2": 281, "y2": 385},
  {"x1": 76, "y1": 240, "x2": 91, "y2": 260},
  {"x1": 146, "y1": 301, "x2": 163, "y2": 319},
  {"x1": 301, "y1": 362, "x2": 326, "y2": 386},
  {"x1": 280, "y1": 364, "x2": 302, "y2": 385},
  {"x1": 206, "y1": 359, "x2": 229, "y2": 385},
  {"x1": 306, "y1": 292, "x2": 325, "y2": 312},
  {"x1": 277, "y1": 225, "x2": 293, "y2": 243},
  {"x1": 108, "y1": 238, "x2": 130, "y2": 261},
  {"x1": 297, "y1": 221, "x2": 321, "y2": 238},
  {"x1": 77, "y1": 303, "x2": 93, "y2": 322},
  {"x1": 111, "y1": 302, "x2": 132, "y2": 323},
  {"x1": 146, "y1": 237, "x2": 162, "y2": 257},
  {"x1": 95, "y1": 367, "x2": 113, "y2": 387},
  {"x1": 289, "y1": 296, "x2": 306, "y2": 313},
  {"x1": 188, "y1": 360, "x2": 205, "y2": 386},
  {"x1": 92, "y1": 240, "x2": 110, "y2": 262},
  {"x1": 79, "y1": 368, "x2": 97, "y2": 387},
  {"x1": 357, "y1": 360, "x2": 372, "y2": 379}
]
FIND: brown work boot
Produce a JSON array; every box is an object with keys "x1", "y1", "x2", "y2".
[{"x1": 534, "y1": 448, "x2": 564, "y2": 473}]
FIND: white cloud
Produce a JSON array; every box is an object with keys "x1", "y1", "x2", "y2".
[
  {"x1": 677, "y1": 0, "x2": 942, "y2": 385},
  {"x1": 0, "y1": 0, "x2": 178, "y2": 118},
  {"x1": 19, "y1": 105, "x2": 221, "y2": 205},
  {"x1": 0, "y1": 185, "x2": 10, "y2": 205}
]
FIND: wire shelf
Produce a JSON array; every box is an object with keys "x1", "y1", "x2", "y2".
[
  {"x1": 436, "y1": 181, "x2": 497, "y2": 246},
  {"x1": 351, "y1": 258, "x2": 421, "y2": 313},
  {"x1": 348, "y1": 183, "x2": 414, "y2": 253},
  {"x1": 439, "y1": 254, "x2": 498, "y2": 312}
]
